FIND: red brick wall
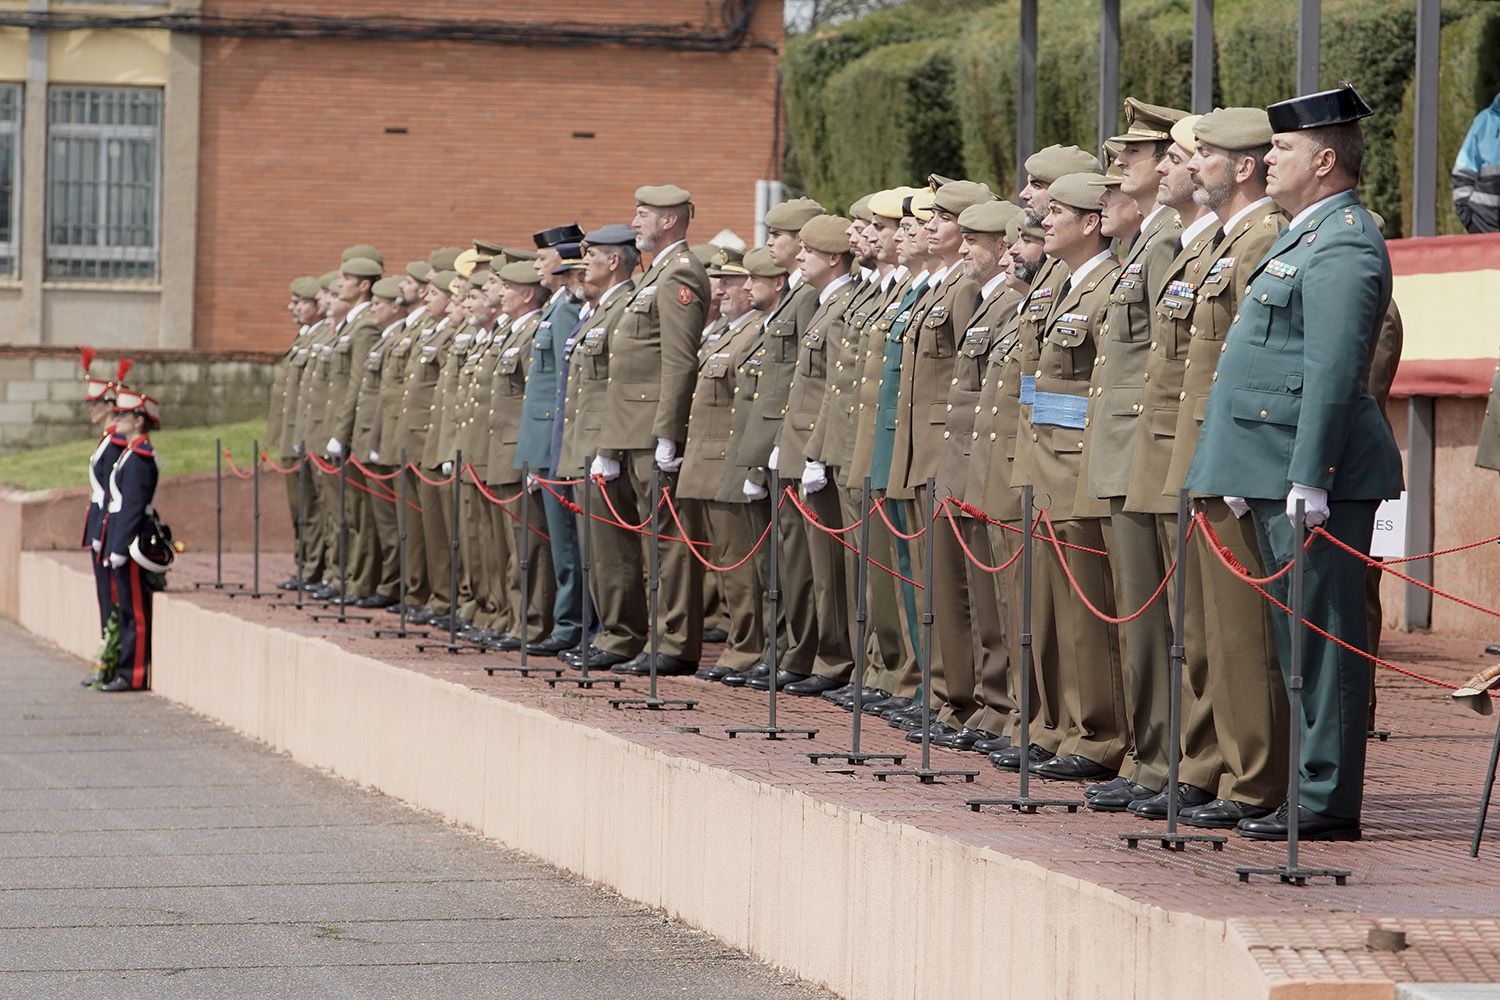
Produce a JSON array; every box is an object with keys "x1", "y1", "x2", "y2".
[{"x1": 195, "y1": 1, "x2": 784, "y2": 351}]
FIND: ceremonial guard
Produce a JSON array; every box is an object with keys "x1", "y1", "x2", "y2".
[
  {"x1": 81, "y1": 351, "x2": 129, "y2": 634},
  {"x1": 98, "y1": 389, "x2": 162, "y2": 692}
]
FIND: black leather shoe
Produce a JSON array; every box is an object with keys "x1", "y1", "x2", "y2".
[
  {"x1": 526, "y1": 635, "x2": 579, "y2": 656},
  {"x1": 747, "y1": 669, "x2": 811, "y2": 691},
  {"x1": 991, "y1": 742, "x2": 1053, "y2": 772},
  {"x1": 98, "y1": 676, "x2": 136, "y2": 693},
  {"x1": 1031, "y1": 753, "x2": 1115, "y2": 782},
  {"x1": 1128, "y1": 783, "x2": 1215, "y2": 819},
  {"x1": 823, "y1": 683, "x2": 857, "y2": 702},
  {"x1": 722, "y1": 663, "x2": 770, "y2": 687},
  {"x1": 784, "y1": 674, "x2": 845, "y2": 696},
  {"x1": 488, "y1": 634, "x2": 524, "y2": 652},
  {"x1": 864, "y1": 695, "x2": 909, "y2": 715},
  {"x1": 696, "y1": 665, "x2": 733, "y2": 681},
  {"x1": 1085, "y1": 775, "x2": 1129, "y2": 799},
  {"x1": 385, "y1": 602, "x2": 410, "y2": 615},
  {"x1": 278, "y1": 577, "x2": 303, "y2": 591},
  {"x1": 619, "y1": 653, "x2": 699, "y2": 676},
  {"x1": 838, "y1": 688, "x2": 889, "y2": 710},
  {"x1": 1236, "y1": 803, "x2": 1361, "y2": 841},
  {"x1": 355, "y1": 594, "x2": 397, "y2": 609},
  {"x1": 972, "y1": 734, "x2": 1012, "y2": 754},
  {"x1": 906, "y1": 721, "x2": 959, "y2": 744},
  {"x1": 582, "y1": 650, "x2": 631, "y2": 671},
  {"x1": 702, "y1": 627, "x2": 729, "y2": 644},
  {"x1": 1087, "y1": 780, "x2": 1157, "y2": 813},
  {"x1": 309, "y1": 585, "x2": 337, "y2": 601},
  {"x1": 890, "y1": 707, "x2": 935, "y2": 731},
  {"x1": 1180, "y1": 798, "x2": 1275, "y2": 830},
  {"x1": 935, "y1": 727, "x2": 992, "y2": 751},
  {"x1": 409, "y1": 608, "x2": 437, "y2": 625}
]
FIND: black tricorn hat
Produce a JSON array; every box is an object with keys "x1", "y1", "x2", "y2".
[
  {"x1": 533, "y1": 223, "x2": 586, "y2": 249},
  {"x1": 1266, "y1": 83, "x2": 1374, "y2": 133}
]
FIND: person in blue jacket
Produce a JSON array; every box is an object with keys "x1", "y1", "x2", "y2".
[
  {"x1": 1453, "y1": 91, "x2": 1500, "y2": 234},
  {"x1": 98, "y1": 389, "x2": 162, "y2": 693}
]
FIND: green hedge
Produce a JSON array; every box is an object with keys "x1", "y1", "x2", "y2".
[{"x1": 783, "y1": 0, "x2": 1500, "y2": 236}]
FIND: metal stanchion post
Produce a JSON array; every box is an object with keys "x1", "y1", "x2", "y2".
[
  {"x1": 229, "y1": 439, "x2": 267, "y2": 599},
  {"x1": 416, "y1": 451, "x2": 484, "y2": 654},
  {"x1": 374, "y1": 450, "x2": 428, "y2": 639},
  {"x1": 1471, "y1": 711, "x2": 1500, "y2": 857},
  {"x1": 311, "y1": 452, "x2": 372, "y2": 624},
  {"x1": 876, "y1": 479, "x2": 976, "y2": 783},
  {"x1": 548, "y1": 477, "x2": 621, "y2": 690},
  {"x1": 196, "y1": 436, "x2": 243, "y2": 591},
  {"x1": 968, "y1": 485, "x2": 1078, "y2": 813},
  {"x1": 732, "y1": 471, "x2": 814, "y2": 739},
  {"x1": 488, "y1": 465, "x2": 561, "y2": 678},
  {"x1": 613, "y1": 463, "x2": 696, "y2": 710},
  {"x1": 1123, "y1": 492, "x2": 1225, "y2": 850},
  {"x1": 811, "y1": 477, "x2": 902, "y2": 765},
  {"x1": 270, "y1": 444, "x2": 309, "y2": 611},
  {"x1": 1237, "y1": 498, "x2": 1349, "y2": 886}
]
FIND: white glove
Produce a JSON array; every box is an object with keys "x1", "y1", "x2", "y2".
[
  {"x1": 293, "y1": 441, "x2": 306, "y2": 456},
  {"x1": 742, "y1": 478, "x2": 769, "y2": 501},
  {"x1": 526, "y1": 473, "x2": 541, "y2": 494},
  {"x1": 107, "y1": 552, "x2": 127, "y2": 568},
  {"x1": 654, "y1": 437, "x2": 683, "y2": 473},
  {"x1": 369, "y1": 450, "x2": 380, "y2": 463},
  {"x1": 91, "y1": 539, "x2": 101, "y2": 553},
  {"x1": 326, "y1": 437, "x2": 343, "y2": 457},
  {"x1": 1286, "y1": 483, "x2": 1330, "y2": 528},
  {"x1": 590, "y1": 455, "x2": 621, "y2": 481},
  {"x1": 441, "y1": 461, "x2": 454, "y2": 476},
  {"x1": 768, "y1": 445, "x2": 780, "y2": 470},
  {"x1": 802, "y1": 459, "x2": 828, "y2": 494},
  {"x1": 1223, "y1": 496, "x2": 1250, "y2": 519}
]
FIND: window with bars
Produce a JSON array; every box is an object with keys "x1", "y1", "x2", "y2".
[
  {"x1": 0, "y1": 85, "x2": 19, "y2": 279},
  {"x1": 46, "y1": 86, "x2": 162, "y2": 281}
]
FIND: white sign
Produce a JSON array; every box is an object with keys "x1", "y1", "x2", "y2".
[{"x1": 1370, "y1": 491, "x2": 1408, "y2": 559}]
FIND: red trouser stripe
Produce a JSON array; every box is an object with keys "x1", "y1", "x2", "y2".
[{"x1": 128, "y1": 562, "x2": 147, "y2": 688}]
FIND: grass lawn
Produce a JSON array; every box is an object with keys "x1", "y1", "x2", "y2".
[{"x1": 0, "y1": 420, "x2": 270, "y2": 492}]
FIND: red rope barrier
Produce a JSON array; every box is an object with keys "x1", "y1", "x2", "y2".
[
  {"x1": 949, "y1": 497, "x2": 1110, "y2": 557},
  {"x1": 942, "y1": 500, "x2": 1027, "y2": 574},
  {"x1": 308, "y1": 453, "x2": 341, "y2": 476},
  {"x1": 1378, "y1": 532, "x2": 1500, "y2": 565},
  {"x1": 1311, "y1": 525, "x2": 1500, "y2": 621},
  {"x1": 873, "y1": 496, "x2": 927, "y2": 540},
  {"x1": 594, "y1": 474, "x2": 661, "y2": 533},
  {"x1": 661, "y1": 489, "x2": 772, "y2": 572},
  {"x1": 1037, "y1": 509, "x2": 1182, "y2": 625},
  {"x1": 258, "y1": 452, "x2": 306, "y2": 475},
  {"x1": 406, "y1": 462, "x2": 457, "y2": 488},
  {"x1": 463, "y1": 464, "x2": 524, "y2": 507},
  {"x1": 1192, "y1": 511, "x2": 1303, "y2": 585},
  {"x1": 785, "y1": 487, "x2": 924, "y2": 589},
  {"x1": 347, "y1": 455, "x2": 405, "y2": 482},
  {"x1": 221, "y1": 450, "x2": 255, "y2": 480}
]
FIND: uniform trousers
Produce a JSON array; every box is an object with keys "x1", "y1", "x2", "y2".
[
  {"x1": 364, "y1": 463, "x2": 402, "y2": 600},
  {"x1": 1158, "y1": 512, "x2": 1223, "y2": 792},
  {"x1": 850, "y1": 488, "x2": 913, "y2": 697},
  {"x1": 505, "y1": 488, "x2": 554, "y2": 643},
  {"x1": 765, "y1": 494, "x2": 817, "y2": 673},
  {"x1": 400, "y1": 467, "x2": 431, "y2": 608},
  {"x1": 962, "y1": 516, "x2": 1016, "y2": 738},
  {"x1": 540, "y1": 483, "x2": 584, "y2": 644},
  {"x1": 460, "y1": 481, "x2": 501, "y2": 630},
  {"x1": 915, "y1": 485, "x2": 974, "y2": 725},
  {"x1": 801, "y1": 479, "x2": 853, "y2": 682},
  {"x1": 416, "y1": 471, "x2": 453, "y2": 615},
  {"x1": 684, "y1": 499, "x2": 764, "y2": 671},
  {"x1": 112, "y1": 558, "x2": 152, "y2": 690}
]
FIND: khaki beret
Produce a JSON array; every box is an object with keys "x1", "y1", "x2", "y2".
[
  {"x1": 744, "y1": 246, "x2": 787, "y2": 278},
  {"x1": 765, "y1": 197, "x2": 826, "y2": 232},
  {"x1": 957, "y1": 200, "x2": 1021, "y2": 234},
  {"x1": 1170, "y1": 114, "x2": 1202, "y2": 152},
  {"x1": 318, "y1": 270, "x2": 339, "y2": 291},
  {"x1": 429, "y1": 247, "x2": 463, "y2": 271},
  {"x1": 636, "y1": 184, "x2": 691, "y2": 207},
  {"x1": 342, "y1": 244, "x2": 383, "y2": 265},
  {"x1": 429, "y1": 269, "x2": 458, "y2": 292},
  {"x1": 289, "y1": 276, "x2": 320, "y2": 299},
  {"x1": 868, "y1": 187, "x2": 915, "y2": 221},
  {"x1": 799, "y1": 215, "x2": 852, "y2": 254},
  {"x1": 1005, "y1": 215, "x2": 1023, "y2": 243},
  {"x1": 405, "y1": 260, "x2": 432, "y2": 283},
  {"x1": 905, "y1": 189, "x2": 935, "y2": 222},
  {"x1": 690, "y1": 244, "x2": 720, "y2": 267},
  {"x1": 498, "y1": 260, "x2": 539, "y2": 285},
  {"x1": 1024, "y1": 144, "x2": 1103, "y2": 184},
  {"x1": 454, "y1": 248, "x2": 479, "y2": 278},
  {"x1": 708, "y1": 245, "x2": 749, "y2": 276},
  {"x1": 372, "y1": 276, "x2": 403, "y2": 299},
  {"x1": 1019, "y1": 212, "x2": 1047, "y2": 239},
  {"x1": 1087, "y1": 164, "x2": 1129, "y2": 188},
  {"x1": 341, "y1": 256, "x2": 381, "y2": 279},
  {"x1": 933, "y1": 180, "x2": 997, "y2": 216},
  {"x1": 849, "y1": 194, "x2": 874, "y2": 222},
  {"x1": 1194, "y1": 107, "x2": 1273, "y2": 151},
  {"x1": 1108, "y1": 97, "x2": 1187, "y2": 144},
  {"x1": 1047, "y1": 172, "x2": 1106, "y2": 212}
]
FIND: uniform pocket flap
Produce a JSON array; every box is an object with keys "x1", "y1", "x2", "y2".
[
  {"x1": 1230, "y1": 386, "x2": 1300, "y2": 427},
  {"x1": 1254, "y1": 279, "x2": 1293, "y2": 308}
]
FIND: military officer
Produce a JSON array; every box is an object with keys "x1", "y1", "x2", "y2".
[
  {"x1": 455, "y1": 273, "x2": 511, "y2": 641},
  {"x1": 1186, "y1": 84, "x2": 1403, "y2": 842},
  {"x1": 299, "y1": 270, "x2": 351, "y2": 599},
  {"x1": 275, "y1": 277, "x2": 322, "y2": 590},
  {"x1": 381, "y1": 261, "x2": 435, "y2": 615}
]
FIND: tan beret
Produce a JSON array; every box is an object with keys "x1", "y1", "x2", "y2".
[
  {"x1": 849, "y1": 194, "x2": 874, "y2": 222},
  {"x1": 933, "y1": 180, "x2": 998, "y2": 216},
  {"x1": 636, "y1": 184, "x2": 691, "y2": 207},
  {"x1": 372, "y1": 276, "x2": 403, "y2": 299},
  {"x1": 765, "y1": 197, "x2": 827, "y2": 232},
  {"x1": 958, "y1": 200, "x2": 1021, "y2": 234},
  {"x1": 690, "y1": 244, "x2": 718, "y2": 267},
  {"x1": 289, "y1": 276, "x2": 320, "y2": 299},
  {"x1": 1108, "y1": 97, "x2": 1187, "y2": 144},
  {"x1": 1170, "y1": 114, "x2": 1203, "y2": 152},
  {"x1": 868, "y1": 187, "x2": 915, "y2": 221},
  {"x1": 744, "y1": 246, "x2": 788, "y2": 278},
  {"x1": 1047, "y1": 172, "x2": 1106, "y2": 212},
  {"x1": 1194, "y1": 107, "x2": 1273, "y2": 151},
  {"x1": 405, "y1": 260, "x2": 432, "y2": 283},
  {"x1": 1024, "y1": 144, "x2": 1103, "y2": 184},
  {"x1": 429, "y1": 269, "x2": 458, "y2": 292},
  {"x1": 799, "y1": 215, "x2": 852, "y2": 254},
  {"x1": 1087, "y1": 164, "x2": 1129, "y2": 188},
  {"x1": 341, "y1": 256, "x2": 381, "y2": 279},
  {"x1": 429, "y1": 247, "x2": 463, "y2": 271},
  {"x1": 342, "y1": 244, "x2": 383, "y2": 265},
  {"x1": 1004, "y1": 215, "x2": 1023, "y2": 243},
  {"x1": 454, "y1": 248, "x2": 479, "y2": 278},
  {"x1": 498, "y1": 260, "x2": 540, "y2": 285},
  {"x1": 905, "y1": 188, "x2": 935, "y2": 222},
  {"x1": 1019, "y1": 212, "x2": 1047, "y2": 239},
  {"x1": 318, "y1": 270, "x2": 338, "y2": 291}
]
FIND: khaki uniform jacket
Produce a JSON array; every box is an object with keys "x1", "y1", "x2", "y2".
[
  {"x1": 968, "y1": 302, "x2": 1029, "y2": 521},
  {"x1": 276, "y1": 325, "x2": 314, "y2": 457},
  {"x1": 324, "y1": 306, "x2": 383, "y2": 449},
  {"x1": 698, "y1": 315, "x2": 730, "y2": 360},
  {"x1": 377, "y1": 313, "x2": 425, "y2": 466},
  {"x1": 425, "y1": 322, "x2": 478, "y2": 469},
  {"x1": 455, "y1": 319, "x2": 511, "y2": 480},
  {"x1": 1165, "y1": 200, "x2": 1285, "y2": 495},
  {"x1": 1012, "y1": 255, "x2": 1122, "y2": 519},
  {"x1": 942, "y1": 284, "x2": 1022, "y2": 505},
  {"x1": 295, "y1": 319, "x2": 342, "y2": 458},
  {"x1": 728, "y1": 283, "x2": 819, "y2": 485},
  {"x1": 1078, "y1": 209, "x2": 1182, "y2": 510},
  {"x1": 776, "y1": 279, "x2": 858, "y2": 477},
  {"x1": 598, "y1": 243, "x2": 710, "y2": 452},
  {"x1": 678, "y1": 310, "x2": 763, "y2": 501},
  {"x1": 396, "y1": 316, "x2": 454, "y2": 467},
  {"x1": 845, "y1": 274, "x2": 913, "y2": 487},
  {"x1": 557, "y1": 281, "x2": 635, "y2": 479},
  {"x1": 1007, "y1": 259, "x2": 1073, "y2": 489},
  {"x1": 1122, "y1": 220, "x2": 1224, "y2": 514},
  {"x1": 349, "y1": 319, "x2": 407, "y2": 462},
  {"x1": 803, "y1": 278, "x2": 863, "y2": 470},
  {"x1": 485, "y1": 311, "x2": 542, "y2": 487},
  {"x1": 896, "y1": 265, "x2": 979, "y2": 492},
  {"x1": 266, "y1": 331, "x2": 299, "y2": 458}
]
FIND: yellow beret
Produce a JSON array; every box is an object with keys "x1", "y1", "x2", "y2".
[
  {"x1": 905, "y1": 189, "x2": 935, "y2": 222},
  {"x1": 1048, "y1": 173, "x2": 1107, "y2": 212},
  {"x1": 636, "y1": 184, "x2": 691, "y2": 208},
  {"x1": 800, "y1": 215, "x2": 852, "y2": 254},
  {"x1": 454, "y1": 248, "x2": 479, "y2": 279},
  {"x1": 1024, "y1": 145, "x2": 1103, "y2": 184},
  {"x1": 1194, "y1": 107, "x2": 1274, "y2": 151},
  {"x1": 765, "y1": 197, "x2": 826, "y2": 232},
  {"x1": 1170, "y1": 114, "x2": 1203, "y2": 152},
  {"x1": 868, "y1": 187, "x2": 914, "y2": 221}
]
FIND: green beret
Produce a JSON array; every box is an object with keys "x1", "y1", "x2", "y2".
[
  {"x1": 429, "y1": 269, "x2": 458, "y2": 292},
  {"x1": 428, "y1": 247, "x2": 464, "y2": 271},
  {"x1": 1047, "y1": 172, "x2": 1106, "y2": 212},
  {"x1": 372, "y1": 276, "x2": 403, "y2": 299},
  {"x1": 849, "y1": 194, "x2": 874, "y2": 223},
  {"x1": 498, "y1": 260, "x2": 541, "y2": 285},
  {"x1": 708, "y1": 245, "x2": 748, "y2": 276},
  {"x1": 342, "y1": 244, "x2": 383, "y2": 266},
  {"x1": 341, "y1": 256, "x2": 381, "y2": 279},
  {"x1": 636, "y1": 184, "x2": 691, "y2": 208},
  {"x1": 743, "y1": 246, "x2": 786, "y2": 278},
  {"x1": 318, "y1": 270, "x2": 339, "y2": 291},
  {"x1": 1024, "y1": 144, "x2": 1103, "y2": 184},
  {"x1": 933, "y1": 180, "x2": 997, "y2": 216},
  {"x1": 405, "y1": 260, "x2": 432, "y2": 283},
  {"x1": 799, "y1": 215, "x2": 852, "y2": 254},
  {"x1": 765, "y1": 197, "x2": 826, "y2": 232},
  {"x1": 1194, "y1": 107, "x2": 1273, "y2": 151},
  {"x1": 1108, "y1": 97, "x2": 1187, "y2": 144},
  {"x1": 957, "y1": 200, "x2": 1021, "y2": 234},
  {"x1": 289, "y1": 276, "x2": 321, "y2": 299}
]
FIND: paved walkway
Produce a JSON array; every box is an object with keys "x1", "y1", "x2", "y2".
[{"x1": 0, "y1": 620, "x2": 835, "y2": 1000}]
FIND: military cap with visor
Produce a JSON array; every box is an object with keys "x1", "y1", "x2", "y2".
[
  {"x1": 707, "y1": 245, "x2": 749, "y2": 277},
  {"x1": 533, "y1": 223, "x2": 586, "y2": 249},
  {"x1": 1108, "y1": 97, "x2": 1187, "y2": 144},
  {"x1": 1266, "y1": 83, "x2": 1374, "y2": 132}
]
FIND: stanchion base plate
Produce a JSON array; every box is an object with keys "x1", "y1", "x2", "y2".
[
  {"x1": 967, "y1": 796, "x2": 1081, "y2": 814},
  {"x1": 413, "y1": 642, "x2": 487, "y2": 654},
  {"x1": 725, "y1": 727, "x2": 817, "y2": 740},
  {"x1": 309, "y1": 612, "x2": 375, "y2": 624},
  {"x1": 545, "y1": 676, "x2": 626, "y2": 689},
  {"x1": 1367, "y1": 728, "x2": 1391, "y2": 742},
  {"x1": 1119, "y1": 831, "x2": 1227, "y2": 852},
  {"x1": 225, "y1": 590, "x2": 268, "y2": 600},
  {"x1": 874, "y1": 769, "x2": 979, "y2": 784},
  {"x1": 807, "y1": 751, "x2": 906, "y2": 765},
  {"x1": 372, "y1": 627, "x2": 431, "y2": 639},
  {"x1": 484, "y1": 665, "x2": 564, "y2": 678},
  {"x1": 608, "y1": 697, "x2": 698, "y2": 711},
  {"x1": 1235, "y1": 864, "x2": 1350, "y2": 887},
  {"x1": 265, "y1": 600, "x2": 310, "y2": 611},
  {"x1": 193, "y1": 581, "x2": 245, "y2": 591}
]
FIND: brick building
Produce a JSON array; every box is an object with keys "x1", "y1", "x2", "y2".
[{"x1": 0, "y1": 1, "x2": 785, "y2": 353}]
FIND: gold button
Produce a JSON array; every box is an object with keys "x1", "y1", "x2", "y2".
[
  {"x1": 1260, "y1": 294, "x2": 1268, "y2": 302},
  {"x1": 1178, "y1": 391, "x2": 1186, "y2": 401},
  {"x1": 1184, "y1": 359, "x2": 1192, "y2": 368},
  {"x1": 1189, "y1": 325, "x2": 1197, "y2": 335},
  {"x1": 989, "y1": 433, "x2": 997, "y2": 441},
  {"x1": 1211, "y1": 371, "x2": 1218, "y2": 382},
  {"x1": 1032, "y1": 433, "x2": 1038, "y2": 442},
  {"x1": 1259, "y1": 409, "x2": 1269, "y2": 419},
  {"x1": 1077, "y1": 441, "x2": 1084, "y2": 448}
]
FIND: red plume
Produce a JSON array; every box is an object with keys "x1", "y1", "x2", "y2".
[
  {"x1": 116, "y1": 358, "x2": 134, "y2": 385},
  {"x1": 79, "y1": 347, "x2": 96, "y2": 375}
]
